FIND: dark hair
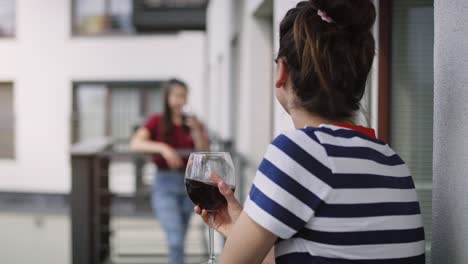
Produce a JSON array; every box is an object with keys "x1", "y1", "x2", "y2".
[
  {"x1": 277, "y1": 0, "x2": 376, "y2": 120},
  {"x1": 162, "y1": 78, "x2": 188, "y2": 142}
]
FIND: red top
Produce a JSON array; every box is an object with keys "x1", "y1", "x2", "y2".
[
  {"x1": 144, "y1": 114, "x2": 195, "y2": 170},
  {"x1": 334, "y1": 123, "x2": 377, "y2": 139}
]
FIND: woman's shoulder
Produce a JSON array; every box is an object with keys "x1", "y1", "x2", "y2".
[
  {"x1": 148, "y1": 113, "x2": 163, "y2": 119},
  {"x1": 308, "y1": 124, "x2": 387, "y2": 145},
  {"x1": 272, "y1": 127, "x2": 325, "y2": 146},
  {"x1": 144, "y1": 113, "x2": 163, "y2": 129},
  {"x1": 146, "y1": 113, "x2": 163, "y2": 122},
  {"x1": 269, "y1": 128, "x2": 329, "y2": 163}
]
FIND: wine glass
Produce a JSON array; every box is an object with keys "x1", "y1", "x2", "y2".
[
  {"x1": 185, "y1": 152, "x2": 236, "y2": 264},
  {"x1": 182, "y1": 104, "x2": 194, "y2": 117}
]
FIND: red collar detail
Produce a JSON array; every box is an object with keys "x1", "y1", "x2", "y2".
[{"x1": 334, "y1": 123, "x2": 377, "y2": 139}]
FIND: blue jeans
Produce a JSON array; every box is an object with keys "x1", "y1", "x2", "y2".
[{"x1": 152, "y1": 170, "x2": 193, "y2": 264}]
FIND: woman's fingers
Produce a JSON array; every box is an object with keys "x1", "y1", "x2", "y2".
[
  {"x1": 195, "y1": 207, "x2": 213, "y2": 230},
  {"x1": 167, "y1": 154, "x2": 183, "y2": 169},
  {"x1": 164, "y1": 153, "x2": 177, "y2": 168},
  {"x1": 218, "y1": 181, "x2": 239, "y2": 206},
  {"x1": 201, "y1": 209, "x2": 210, "y2": 225},
  {"x1": 209, "y1": 172, "x2": 240, "y2": 206},
  {"x1": 162, "y1": 145, "x2": 184, "y2": 169},
  {"x1": 195, "y1": 206, "x2": 210, "y2": 225},
  {"x1": 168, "y1": 159, "x2": 176, "y2": 168},
  {"x1": 173, "y1": 153, "x2": 183, "y2": 167},
  {"x1": 169, "y1": 159, "x2": 179, "y2": 169},
  {"x1": 167, "y1": 158, "x2": 174, "y2": 168},
  {"x1": 186, "y1": 116, "x2": 201, "y2": 129},
  {"x1": 209, "y1": 172, "x2": 222, "y2": 183},
  {"x1": 185, "y1": 117, "x2": 194, "y2": 127}
]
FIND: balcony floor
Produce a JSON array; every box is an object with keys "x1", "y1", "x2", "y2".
[{"x1": 0, "y1": 198, "x2": 210, "y2": 264}]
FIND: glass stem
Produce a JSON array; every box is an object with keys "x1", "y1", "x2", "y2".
[{"x1": 208, "y1": 214, "x2": 216, "y2": 263}]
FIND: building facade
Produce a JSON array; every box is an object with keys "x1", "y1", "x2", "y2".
[
  {"x1": 1, "y1": 0, "x2": 468, "y2": 262},
  {"x1": 0, "y1": 0, "x2": 206, "y2": 193}
]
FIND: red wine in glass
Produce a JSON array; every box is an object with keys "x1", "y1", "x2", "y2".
[{"x1": 185, "y1": 178, "x2": 235, "y2": 211}]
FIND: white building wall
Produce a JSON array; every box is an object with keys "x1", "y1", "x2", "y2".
[
  {"x1": 206, "y1": 0, "x2": 232, "y2": 139},
  {"x1": 0, "y1": 0, "x2": 206, "y2": 193},
  {"x1": 432, "y1": 0, "x2": 468, "y2": 262},
  {"x1": 237, "y1": 1, "x2": 274, "y2": 163},
  {"x1": 206, "y1": 0, "x2": 275, "y2": 201},
  {"x1": 207, "y1": 1, "x2": 273, "y2": 157},
  {"x1": 272, "y1": 0, "x2": 299, "y2": 135}
]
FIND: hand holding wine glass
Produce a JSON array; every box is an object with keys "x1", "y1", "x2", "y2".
[
  {"x1": 182, "y1": 105, "x2": 201, "y2": 130},
  {"x1": 185, "y1": 152, "x2": 236, "y2": 264},
  {"x1": 194, "y1": 173, "x2": 242, "y2": 238},
  {"x1": 185, "y1": 115, "x2": 202, "y2": 130}
]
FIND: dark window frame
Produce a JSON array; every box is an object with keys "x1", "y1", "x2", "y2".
[
  {"x1": 378, "y1": 0, "x2": 392, "y2": 143},
  {"x1": 71, "y1": 80, "x2": 163, "y2": 143},
  {"x1": 377, "y1": 2, "x2": 434, "y2": 262},
  {"x1": 0, "y1": 82, "x2": 15, "y2": 159}
]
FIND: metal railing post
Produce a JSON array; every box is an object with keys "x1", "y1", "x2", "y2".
[{"x1": 71, "y1": 139, "x2": 112, "y2": 264}]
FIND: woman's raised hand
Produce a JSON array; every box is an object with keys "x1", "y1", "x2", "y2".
[{"x1": 160, "y1": 144, "x2": 183, "y2": 169}]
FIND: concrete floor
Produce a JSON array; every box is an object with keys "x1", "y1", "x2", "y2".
[
  {"x1": 0, "y1": 211, "x2": 209, "y2": 264},
  {"x1": 0, "y1": 212, "x2": 70, "y2": 264}
]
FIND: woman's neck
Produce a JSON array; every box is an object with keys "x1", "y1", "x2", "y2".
[{"x1": 289, "y1": 108, "x2": 354, "y2": 129}]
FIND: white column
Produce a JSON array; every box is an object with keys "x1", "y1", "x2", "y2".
[{"x1": 432, "y1": 0, "x2": 468, "y2": 263}]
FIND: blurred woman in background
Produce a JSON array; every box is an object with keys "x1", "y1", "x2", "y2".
[{"x1": 131, "y1": 78, "x2": 209, "y2": 264}]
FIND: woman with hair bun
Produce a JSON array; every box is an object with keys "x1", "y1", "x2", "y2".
[{"x1": 194, "y1": 1, "x2": 426, "y2": 263}]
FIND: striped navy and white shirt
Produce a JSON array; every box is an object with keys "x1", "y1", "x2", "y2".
[{"x1": 244, "y1": 124, "x2": 425, "y2": 264}]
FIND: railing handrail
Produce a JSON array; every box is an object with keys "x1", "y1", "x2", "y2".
[
  {"x1": 69, "y1": 136, "x2": 251, "y2": 263},
  {"x1": 71, "y1": 135, "x2": 239, "y2": 158},
  {"x1": 98, "y1": 148, "x2": 194, "y2": 159},
  {"x1": 71, "y1": 137, "x2": 113, "y2": 156}
]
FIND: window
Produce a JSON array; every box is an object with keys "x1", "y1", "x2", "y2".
[
  {"x1": 72, "y1": 82, "x2": 162, "y2": 143},
  {"x1": 0, "y1": 0, "x2": 15, "y2": 37},
  {"x1": 0, "y1": 83, "x2": 15, "y2": 159},
  {"x1": 72, "y1": 0, "x2": 134, "y2": 35},
  {"x1": 72, "y1": 0, "x2": 208, "y2": 35},
  {"x1": 387, "y1": 0, "x2": 434, "y2": 262}
]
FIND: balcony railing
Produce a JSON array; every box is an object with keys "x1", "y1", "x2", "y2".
[
  {"x1": 70, "y1": 136, "x2": 247, "y2": 264},
  {"x1": 133, "y1": 0, "x2": 208, "y2": 32}
]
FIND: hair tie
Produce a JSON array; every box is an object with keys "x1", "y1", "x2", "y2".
[{"x1": 318, "y1": 9, "x2": 334, "y2": 24}]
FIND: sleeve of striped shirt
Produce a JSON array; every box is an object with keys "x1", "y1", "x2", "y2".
[{"x1": 243, "y1": 129, "x2": 332, "y2": 239}]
